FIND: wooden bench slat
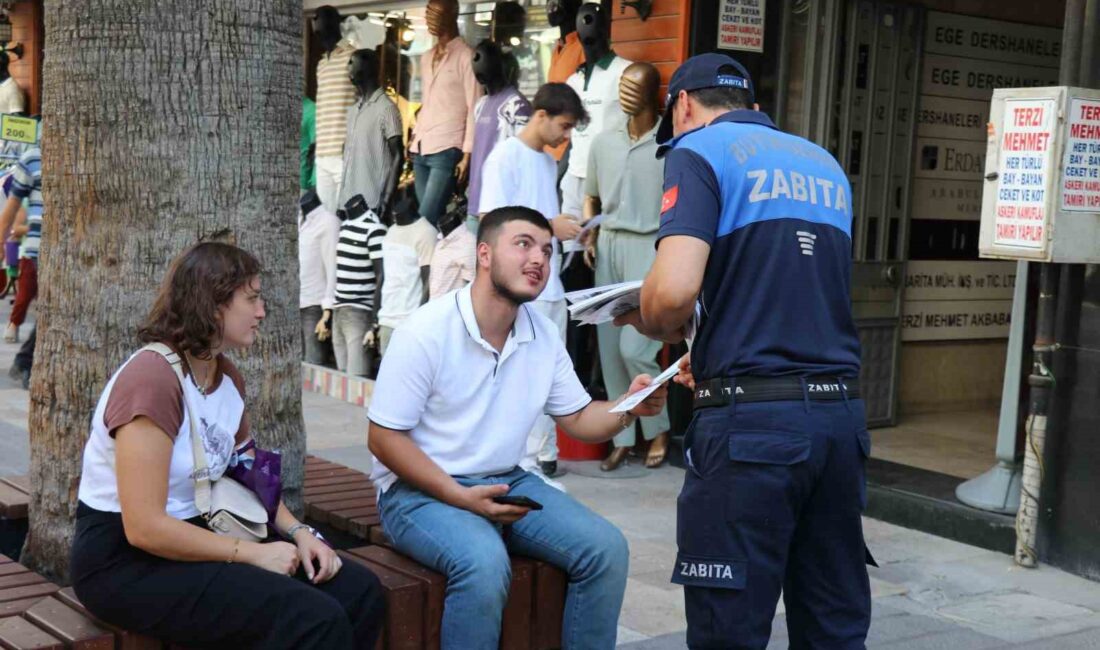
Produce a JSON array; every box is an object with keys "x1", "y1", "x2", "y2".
[
  {"x1": 501, "y1": 558, "x2": 534, "y2": 650},
  {"x1": 24, "y1": 597, "x2": 114, "y2": 650},
  {"x1": 0, "y1": 566, "x2": 29, "y2": 579},
  {"x1": 0, "y1": 479, "x2": 28, "y2": 495},
  {"x1": 0, "y1": 615, "x2": 64, "y2": 649},
  {"x1": 303, "y1": 472, "x2": 371, "y2": 487},
  {"x1": 0, "y1": 599, "x2": 45, "y2": 620},
  {"x1": 303, "y1": 491, "x2": 374, "y2": 508},
  {"x1": 0, "y1": 583, "x2": 59, "y2": 605},
  {"x1": 303, "y1": 483, "x2": 376, "y2": 499},
  {"x1": 531, "y1": 560, "x2": 567, "y2": 649},
  {"x1": 339, "y1": 552, "x2": 424, "y2": 650},
  {"x1": 329, "y1": 506, "x2": 378, "y2": 528},
  {"x1": 0, "y1": 484, "x2": 29, "y2": 520},
  {"x1": 55, "y1": 588, "x2": 164, "y2": 650},
  {"x1": 0, "y1": 574, "x2": 45, "y2": 591},
  {"x1": 304, "y1": 467, "x2": 362, "y2": 479},
  {"x1": 349, "y1": 546, "x2": 445, "y2": 650},
  {"x1": 348, "y1": 514, "x2": 382, "y2": 539}
]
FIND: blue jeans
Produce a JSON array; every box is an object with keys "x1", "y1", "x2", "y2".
[
  {"x1": 378, "y1": 468, "x2": 629, "y2": 649},
  {"x1": 412, "y1": 147, "x2": 462, "y2": 226}
]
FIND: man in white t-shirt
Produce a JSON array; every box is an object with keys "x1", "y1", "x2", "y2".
[
  {"x1": 368, "y1": 206, "x2": 666, "y2": 649},
  {"x1": 478, "y1": 83, "x2": 588, "y2": 479}
]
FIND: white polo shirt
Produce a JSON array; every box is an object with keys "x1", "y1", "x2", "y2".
[{"x1": 367, "y1": 284, "x2": 593, "y2": 494}]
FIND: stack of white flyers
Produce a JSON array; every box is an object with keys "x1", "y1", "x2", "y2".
[
  {"x1": 564, "y1": 281, "x2": 643, "y2": 325},
  {"x1": 610, "y1": 355, "x2": 687, "y2": 413}
]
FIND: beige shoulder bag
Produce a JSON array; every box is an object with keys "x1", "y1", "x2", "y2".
[{"x1": 142, "y1": 343, "x2": 269, "y2": 542}]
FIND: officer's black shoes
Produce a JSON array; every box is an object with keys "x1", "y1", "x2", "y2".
[{"x1": 539, "y1": 460, "x2": 558, "y2": 478}]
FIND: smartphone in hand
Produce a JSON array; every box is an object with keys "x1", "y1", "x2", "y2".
[{"x1": 492, "y1": 495, "x2": 544, "y2": 510}]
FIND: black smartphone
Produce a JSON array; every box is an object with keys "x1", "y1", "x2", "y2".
[{"x1": 492, "y1": 495, "x2": 544, "y2": 510}]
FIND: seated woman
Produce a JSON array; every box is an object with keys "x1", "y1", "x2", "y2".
[{"x1": 71, "y1": 242, "x2": 384, "y2": 649}]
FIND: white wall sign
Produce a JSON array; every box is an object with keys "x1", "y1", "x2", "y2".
[
  {"x1": 992, "y1": 98, "x2": 1057, "y2": 249},
  {"x1": 716, "y1": 0, "x2": 764, "y2": 53},
  {"x1": 920, "y1": 54, "x2": 1060, "y2": 103},
  {"x1": 916, "y1": 95, "x2": 989, "y2": 140},
  {"x1": 924, "y1": 12, "x2": 1062, "y2": 68},
  {"x1": 902, "y1": 260, "x2": 1015, "y2": 341},
  {"x1": 901, "y1": 299, "x2": 1012, "y2": 341},
  {"x1": 1060, "y1": 98, "x2": 1100, "y2": 211},
  {"x1": 912, "y1": 179, "x2": 983, "y2": 221},
  {"x1": 913, "y1": 137, "x2": 987, "y2": 181}
]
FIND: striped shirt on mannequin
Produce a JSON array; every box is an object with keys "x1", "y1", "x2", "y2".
[
  {"x1": 335, "y1": 210, "x2": 387, "y2": 310},
  {"x1": 315, "y1": 41, "x2": 358, "y2": 159}
]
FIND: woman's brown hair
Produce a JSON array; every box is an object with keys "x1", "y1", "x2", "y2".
[{"x1": 138, "y1": 242, "x2": 262, "y2": 358}]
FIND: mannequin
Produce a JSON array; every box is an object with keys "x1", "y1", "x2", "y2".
[
  {"x1": 467, "y1": 40, "x2": 532, "y2": 220},
  {"x1": 409, "y1": 0, "x2": 483, "y2": 226},
  {"x1": 338, "y1": 49, "x2": 405, "y2": 220},
  {"x1": 428, "y1": 198, "x2": 477, "y2": 300},
  {"x1": 377, "y1": 187, "x2": 438, "y2": 355},
  {"x1": 0, "y1": 53, "x2": 24, "y2": 116},
  {"x1": 331, "y1": 194, "x2": 388, "y2": 376},
  {"x1": 312, "y1": 6, "x2": 358, "y2": 213},
  {"x1": 545, "y1": 0, "x2": 584, "y2": 162},
  {"x1": 491, "y1": 2, "x2": 526, "y2": 50},
  {"x1": 581, "y1": 62, "x2": 670, "y2": 471},
  {"x1": 560, "y1": 3, "x2": 631, "y2": 416},
  {"x1": 298, "y1": 190, "x2": 341, "y2": 365},
  {"x1": 561, "y1": 3, "x2": 631, "y2": 218}
]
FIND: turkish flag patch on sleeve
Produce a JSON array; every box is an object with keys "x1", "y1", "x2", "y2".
[{"x1": 661, "y1": 185, "x2": 679, "y2": 214}]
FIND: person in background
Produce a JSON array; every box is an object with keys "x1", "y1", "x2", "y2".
[{"x1": 479, "y1": 83, "x2": 588, "y2": 479}]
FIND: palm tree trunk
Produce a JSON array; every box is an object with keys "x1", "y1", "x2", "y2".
[{"x1": 23, "y1": 0, "x2": 303, "y2": 580}]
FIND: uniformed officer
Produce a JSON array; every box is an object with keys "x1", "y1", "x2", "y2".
[{"x1": 615, "y1": 53, "x2": 872, "y2": 648}]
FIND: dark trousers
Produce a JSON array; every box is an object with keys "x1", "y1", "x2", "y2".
[
  {"x1": 13, "y1": 325, "x2": 34, "y2": 372},
  {"x1": 674, "y1": 398, "x2": 872, "y2": 649},
  {"x1": 71, "y1": 505, "x2": 385, "y2": 649},
  {"x1": 10, "y1": 258, "x2": 36, "y2": 326}
]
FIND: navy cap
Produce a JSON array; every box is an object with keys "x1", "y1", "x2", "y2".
[{"x1": 656, "y1": 53, "x2": 754, "y2": 145}]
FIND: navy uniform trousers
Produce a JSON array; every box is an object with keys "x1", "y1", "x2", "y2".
[{"x1": 673, "y1": 393, "x2": 872, "y2": 649}]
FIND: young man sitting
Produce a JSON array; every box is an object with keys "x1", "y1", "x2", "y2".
[{"x1": 368, "y1": 207, "x2": 667, "y2": 649}]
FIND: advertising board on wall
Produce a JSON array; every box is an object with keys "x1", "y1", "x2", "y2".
[
  {"x1": 716, "y1": 0, "x2": 764, "y2": 53},
  {"x1": 902, "y1": 260, "x2": 1015, "y2": 341}
]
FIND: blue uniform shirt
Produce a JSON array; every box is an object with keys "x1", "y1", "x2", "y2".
[{"x1": 658, "y1": 110, "x2": 861, "y2": 380}]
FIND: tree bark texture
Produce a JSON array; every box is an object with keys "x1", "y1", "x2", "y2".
[{"x1": 25, "y1": 1, "x2": 303, "y2": 580}]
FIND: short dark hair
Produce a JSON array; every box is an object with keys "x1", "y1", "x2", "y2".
[
  {"x1": 687, "y1": 65, "x2": 753, "y2": 111},
  {"x1": 532, "y1": 83, "x2": 589, "y2": 125},
  {"x1": 138, "y1": 243, "x2": 263, "y2": 358},
  {"x1": 477, "y1": 206, "x2": 553, "y2": 246}
]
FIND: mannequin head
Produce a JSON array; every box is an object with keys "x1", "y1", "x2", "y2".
[
  {"x1": 472, "y1": 40, "x2": 509, "y2": 95},
  {"x1": 438, "y1": 205, "x2": 465, "y2": 237},
  {"x1": 576, "y1": 3, "x2": 611, "y2": 64},
  {"x1": 426, "y1": 0, "x2": 460, "y2": 40},
  {"x1": 312, "y1": 6, "x2": 344, "y2": 53},
  {"x1": 344, "y1": 194, "x2": 370, "y2": 221},
  {"x1": 348, "y1": 49, "x2": 381, "y2": 97},
  {"x1": 547, "y1": 0, "x2": 582, "y2": 35},
  {"x1": 619, "y1": 62, "x2": 661, "y2": 116},
  {"x1": 491, "y1": 2, "x2": 527, "y2": 49},
  {"x1": 299, "y1": 190, "x2": 323, "y2": 217},
  {"x1": 384, "y1": 17, "x2": 415, "y2": 52}
]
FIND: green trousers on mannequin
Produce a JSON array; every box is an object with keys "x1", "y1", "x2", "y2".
[{"x1": 595, "y1": 229, "x2": 670, "y2": 448}]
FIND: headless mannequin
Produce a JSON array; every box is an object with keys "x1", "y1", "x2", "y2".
[
  {"x1": 576, "y1": 3, "x2": 612, "y2": 73},
  {"x1": 425, "y1": 0, "x2": 473, "y2": 183},
  {"x1": 390, "y1": 198, "x2": 432, "y2": 306},
  {"x1": 342, "y1": 194, "x2": 385, "y2": 340},
  {"x1": 300, "y1": 190, "x2": 335, "y2": 343},
  {"x1": 437, "y1": 206, "x2": 465, "y2": 239},
  {"x1": 349, "y1": 49, "x2": 404, "y2": 217}
]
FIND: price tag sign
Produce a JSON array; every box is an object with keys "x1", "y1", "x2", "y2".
[{"x1": 0, "y1": 115, "x2": 39, "y2": 144}]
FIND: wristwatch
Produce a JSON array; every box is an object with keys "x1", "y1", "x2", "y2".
[{"x1": 286, "y1": 523, "x2": 327, "y2": 544}]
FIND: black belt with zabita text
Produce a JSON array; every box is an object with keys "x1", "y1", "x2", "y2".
[{"x1": 693, "y1": 376, "x2": 861, "y2": 408}]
